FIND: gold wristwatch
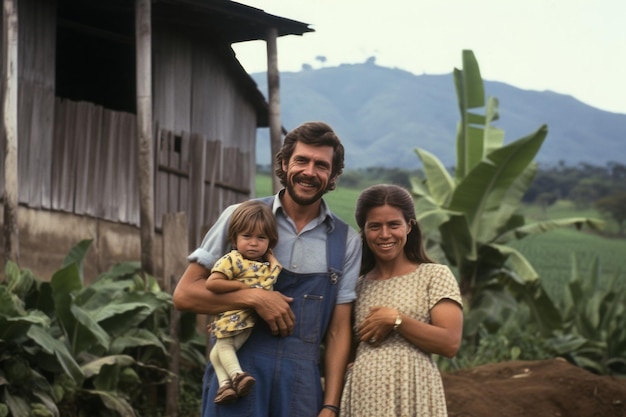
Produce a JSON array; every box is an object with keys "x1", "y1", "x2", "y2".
[{"x1": 393, "y1": 314, "x2": 402, "y2": 330}]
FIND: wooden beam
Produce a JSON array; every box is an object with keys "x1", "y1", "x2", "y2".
[
  {"x1": 162, "y1": 212, "x2": 187, "y2": 417},
  {"x1": 135, "y1": 0, "x2": 155, "y2": 275},
  {"x1": 266, "y1": 27, "x2": 282, "y2": 194},
  {"x1": 3, "y1": 0, "x2": 19, "y2": 267}
]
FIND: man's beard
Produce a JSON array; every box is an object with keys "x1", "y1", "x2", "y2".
[{"x1": 286, "y1": 177, "x2": 327, "y2": 206}]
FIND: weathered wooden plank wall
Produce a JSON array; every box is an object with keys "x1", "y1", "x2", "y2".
[
  {"x1": 3, "y1": 93, "x2": 251, "y2": 246},
  {"x1": 154, "y1": 129, "x2": 251, "y2": 249},
  {"x1": 1, "y1": 0, "x2": 258, "y2": 256},
  {"x1": 152, "y1": 26, "x2": 257, "y2": 247},
  {"x1": 15, "y1": 0, "x2": 56, "y2": 209}
]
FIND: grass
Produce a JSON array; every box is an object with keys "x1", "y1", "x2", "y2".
[{"x1": 255, "y1": 173, "x2": 626, "y2": 298}]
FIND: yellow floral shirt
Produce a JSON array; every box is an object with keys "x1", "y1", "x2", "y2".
[{"x1": 210, "y1": 250, "x2": 282, "y2": 338}]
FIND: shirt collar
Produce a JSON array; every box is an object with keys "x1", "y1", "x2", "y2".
[{"x1": 271, "y1": 190, "x2": 336, "y2": 232}]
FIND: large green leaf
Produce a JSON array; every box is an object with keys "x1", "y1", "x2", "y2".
[
  {"x1": 94, "y1": 294, "x2": 164, "y2": 336},
  {"x1": 449, "y1": 125, "x2": 547, "y2": 230},
  {"x1": 480, "y1": 163, "x2": 538, "y2": 243},
  {"x1": 50, "y1": 263, "x2": 82, "y2": 339},
  {"x1": 414, "y1": 148, "x2": 454, "y2": 205},
  {"x1": 440, "y1": 214, "x2": 476, "y2": 266},
  {"x1": 483, "y1": 97, "x2": 504, "y2": 152},
  {"x1": 62, "y1": 239, "x2": 93, "y2": 283},
  {"x1": 71, "y1": 304, "x2": 111, "y2": 352},
  {"x1": 81, "y1": 355, "x2": 135, "y2": 379},
  {"x1": 0, "y1": 300, "x2": 50, "y2": 340},
  {"x1": 81, "y1": 389, "x2": 136, "y2": 417},
  {"x1": 454, "y1": 50, "x2": 486, "y2": 178},
  {"x1": 475, "y1": 163, "x2": 536, "y2": 244},
  {"x1": 2, "y1": 391, "x2": 30, "y2": 417},
  {"x1": 0, "y1": 285, "x2": 22, "y2": 316},
  {"x1": 459, "y1": 124, "x2": 486, "y2": 174},
  {"x1": 26, "y1": 326, "x2": 83, "y2": 383},
  {"x1": 488, "y1": 243, "x2": 539, "y2": 284},
  {"x1": 110, "y1": 329, "x2": 168, "y2": 355},
  {"x1": 511, "y1": 217, "x2": 605, "y2": 239},
  {"x1": 454, "y1": 49, "x2": 484, "y2": 110}
]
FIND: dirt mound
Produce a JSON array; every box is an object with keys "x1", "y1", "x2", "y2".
[{"x1": 442, "y1": 358, "x2": 626, "y2": 417}]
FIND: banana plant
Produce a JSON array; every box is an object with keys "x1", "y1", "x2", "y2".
[
  {"x1": 411, "y1": 50, "x2": 604, "y2": 314},
  {"x1": 549, "y1": 256, "x2": 626, "y2": 375}
]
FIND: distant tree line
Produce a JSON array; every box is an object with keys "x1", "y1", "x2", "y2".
[
  {"x1": 525, "y1": 161, "x2": 626, "y2": 235},
  {"x1": 524, "y1": 161, "x2": 626, "y2": 204},
  {"x1": 259, "y1": 161, "x2": 626, "y2": 204},
  {"x1": 257, "y1": 161, "x2": 626, "y2": 235}
]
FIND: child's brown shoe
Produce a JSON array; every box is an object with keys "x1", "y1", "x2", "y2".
[
  {"x1": 232, "y1": 372, "x2": 256, "y2": 397},
  {"x1": 214, "y1": 382, "x2": 238, "y2": 404}
]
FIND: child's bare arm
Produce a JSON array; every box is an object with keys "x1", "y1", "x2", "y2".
[{"x1": 205, "y1": 271, "x2": 248, "y2": 294}]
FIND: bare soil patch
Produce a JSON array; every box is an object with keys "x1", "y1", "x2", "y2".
[{"x1": 443, "y1": 358, "x2": 626, "y2": 417}]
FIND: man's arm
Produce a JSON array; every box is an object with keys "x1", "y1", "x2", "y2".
[
  {"x1": 320, "y1": 303, "x2": 352, "y2": 415},
  {"x1": 173, "y1": 261, "x2": 296, "y2": 336}
]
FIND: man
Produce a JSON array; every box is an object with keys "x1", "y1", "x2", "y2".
[{"x1": 173, "y1": 121, "x2": 362, "y2": 417}]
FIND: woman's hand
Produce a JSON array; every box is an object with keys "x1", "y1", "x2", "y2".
[{"x1": 357, "y1": 306, "x2": 398, "y2": 346}]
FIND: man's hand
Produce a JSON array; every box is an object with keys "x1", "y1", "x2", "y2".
[{"x1": 253, "y1": 290, "x2": 295, "y2": 337}]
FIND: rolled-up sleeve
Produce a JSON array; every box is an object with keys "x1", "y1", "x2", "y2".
[
  {"x1": 188, "y1": 204, "x2": 239, "y2": 269},
  {"x1": 336, "y1": 228, "x2": 362, "y2": 304}
]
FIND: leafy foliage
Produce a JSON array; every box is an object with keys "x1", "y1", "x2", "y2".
[
  {"x1": 410, "y1": 50, "x2": 603, "y2": 308},
  {"x1": 442, "y1": 255, "x2": 626, "y2": 377},
  {"x1": 548, "y1": 256, "x2": 626, "y2": 375},
  {"x1": 0, "y1": 240, "x2": 205, "y2": 417},
  {"x1": 408, "y1": 50, "x2": 622, "y2": 376}
]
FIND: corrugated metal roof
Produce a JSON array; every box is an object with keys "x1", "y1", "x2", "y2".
[
  {"x1": 155, "y1": 0, "x2": 314, "y2": 43},
  {"x1": 58, "y1": 0, "x2": 313, "y2": 43}
]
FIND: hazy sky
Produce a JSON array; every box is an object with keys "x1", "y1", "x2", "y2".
[{"x1": 233, "y1": 0, "x2": 626, "y2": 115}]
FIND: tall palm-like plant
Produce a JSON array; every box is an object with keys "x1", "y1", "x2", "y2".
[{"x1": 411, "y1": 50, "x2": 603, "y2": 313}]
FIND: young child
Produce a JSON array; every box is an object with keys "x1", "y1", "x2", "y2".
[{"x1": 205, "y1": 200, "x2": 282, "y2": 405}]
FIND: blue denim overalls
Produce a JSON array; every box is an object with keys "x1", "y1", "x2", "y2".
[{"x1": 201, "y1": 209, "x2": 348, "y2": 417}]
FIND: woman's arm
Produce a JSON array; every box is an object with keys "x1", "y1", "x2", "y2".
[
  {"x1": 394, "y1": 300, "x2": 463, "y2": 357},
  {"x1": 358, "y1": 300, "x2": 463, "y2": 358}
]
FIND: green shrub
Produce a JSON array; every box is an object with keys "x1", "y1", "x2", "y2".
[{"x1": 0, "y1": 240, "x2": 206, "y2": 417}]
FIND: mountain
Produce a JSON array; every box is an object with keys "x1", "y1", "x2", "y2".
[{"x1": 251, "y1": 63, "x2": 626, "y2": 170}]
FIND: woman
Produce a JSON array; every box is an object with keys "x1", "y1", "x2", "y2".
[{"x1": 340, "y1": 184, "x2": 463, "y2": 417}]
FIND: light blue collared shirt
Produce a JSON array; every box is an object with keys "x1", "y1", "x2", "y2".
[{"x1": 188, "y1": 192, "x2": 362, "y2": 304}]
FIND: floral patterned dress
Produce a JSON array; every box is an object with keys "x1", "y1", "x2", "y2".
[{"x1": 340, "y1": 263, "x2": 462, "y2": 417}]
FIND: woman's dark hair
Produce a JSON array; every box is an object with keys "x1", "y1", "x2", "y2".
[
  {"x1": 355, "y1": 184, "x2": 434, "y2": 274},
  {"x1": 228, "y1": 200, "x2": 279, "y2": 251},
  {"x1": 274, "y1": 121, "x2": 345, "y2": 192}
]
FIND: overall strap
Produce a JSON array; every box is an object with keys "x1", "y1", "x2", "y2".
[
  {"x1": 327, "y1": 214, "x2": 348, "y2": 284},
  {"x1": 256, "y1": 194, "x2": 348, "y2": 282}
]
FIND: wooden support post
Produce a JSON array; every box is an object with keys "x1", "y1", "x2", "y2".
[
  {"x1": 2, "y1": 0, "x2": 19, "y2": 267},
  {"x1": 163, "y1": 212, "x2": 188, "y2": 417},
  {"x1": 135, "y1": 0, "x2": 155, "y2": 276},
  {"x1": 266, "y1": 27, "x2": 282, "y2": 194}
]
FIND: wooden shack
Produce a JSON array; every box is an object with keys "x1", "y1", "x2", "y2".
[{"x1": 0, "y1": 0, "x2": 312, "y2": 280}]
